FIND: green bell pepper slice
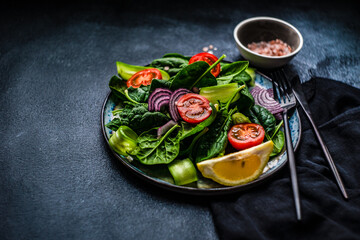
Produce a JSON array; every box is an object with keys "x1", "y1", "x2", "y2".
[{"x1": 108, "y1": 126, "x2": 138, "y2": 156}]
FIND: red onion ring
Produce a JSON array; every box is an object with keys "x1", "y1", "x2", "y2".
[{"x1": 250, "y1": 86, "x2": 283, "y2": 120}]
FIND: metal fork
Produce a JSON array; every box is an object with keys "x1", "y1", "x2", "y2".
[{"x1": 271, "y1": 69, "x2": 302, "y2": 221}]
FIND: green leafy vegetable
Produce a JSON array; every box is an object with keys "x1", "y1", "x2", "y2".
[
  {"x1": 270, "y1": 120, "x2": 284, "y2": 140},
  {"x1": 135, "y1": 124, "x2": 181, "y2": 165},
  {"x1": 149, "y1": 53, "x2": 189, "y2": 76},
  {"x1": 180, "y1": 103, "x2": 217, "y2": 140},
  {"x1": 149, "y1": 79, "x2": 171, "y2": 92},
  {"x1": 216, "y1": 61, "x2": 249, "y2": 85},
  {"x1": 236, "y1": 84, "x2": 255, "y2": 111},
  {"x1": 270, "y1": 130, "x2": 285, "y2": 157},
  {"x1": 190, "y1": 54, "x2": 226, "y2": 89},
  {"x1": 169, "y1": 61, "x2": 217, "y2": 90},
  {"x1": 191, "y1": 86, "x2": 245, "y2": 162},
  {"x1": 106, "y1": 103, "x2": 170, "y2": 134},
  {"x1": 220, "y1": 61, "x2": 230, "y2": 69},
  {"x1": 162, "y1": 53, "x2": 191, "y2": 60},
  {"x1": 194, "y1": 108, "x2": 236, "y2": 163},
  {"x1": 105, "y1": 117, "x2": 122, "y2": 131},
  {"x1": 109, "y1": 75, "x2": 128, "y2": 101},
  {"x1": 243, "y1": 105, "x2": 276, "y2": 135},
  {"x1": 179, "y1": 127, "x2": 208, "y2": 157},
  {"x1": 109, "y1": 75, "x2": 145, "y2": 104},
  {"x1": 170, "y1": 54, "x2": 226, "y2": 90},
  {"x1": 127, "y1": 85, "x2": 150, "y2": 103},
  {"x1": 231, "y1": 67, "x2": 256, "y2": 87}
]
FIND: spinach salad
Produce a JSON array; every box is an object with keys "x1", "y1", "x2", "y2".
[{"x1": 105, "y1": 52, "x2": 285, "y2": 187}]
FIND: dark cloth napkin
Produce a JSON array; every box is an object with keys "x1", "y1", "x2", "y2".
[{"x1": 210, "y1": 78, "x2": 360, "y2": 240}]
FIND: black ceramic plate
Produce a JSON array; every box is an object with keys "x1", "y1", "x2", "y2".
[{"x1": 101, "y1": 72, "x2": 301, "y2": 195}]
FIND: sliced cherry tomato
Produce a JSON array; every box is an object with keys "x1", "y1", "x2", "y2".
[
  {"x1": 228, "y1": 123, "x2": 265, "y2": 150},
  {"x1": 176, "y1": 93, "x2": 212, "y2": 124},
  {"x1": 126, "y1": 68, "x2": 162, "y2": 88},
  {"x1": 189, "y1": 52, "x2": 221, "y2": 77}
]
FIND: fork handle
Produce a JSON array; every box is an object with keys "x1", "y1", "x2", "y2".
[
  {"x1": 305, "y1": 113, "x2": 349, "y2": 199},
  {"x1": 283, "y1": 111, "x2": 302, "y2": 221}
]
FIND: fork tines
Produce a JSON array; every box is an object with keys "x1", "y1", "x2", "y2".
[
  {"x1": 271, "y1": 69, "x2": 301, "y2": 221},
  {"x1": 272, "y1": 69, "x2": 296, "y2": 109}
]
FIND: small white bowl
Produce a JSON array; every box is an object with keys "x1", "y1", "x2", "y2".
[{"x1": 233, "y1": 16, "x2": 303, "y2": 69}]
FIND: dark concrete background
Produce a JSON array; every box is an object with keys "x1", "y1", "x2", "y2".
[{"x1": 1, "y1": 1, "x2": 359, "y2": 239}]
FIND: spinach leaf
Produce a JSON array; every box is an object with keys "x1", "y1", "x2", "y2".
[
  {"x1": 169, "y1": 61, "x2": 217, "y2": 90},
  {"x1": 162, "y1": 53, "x2": 191, "y2": 60},
  {"x1": 150, "y1": 58, "x2": 188, "y2": 69},
  {"x1": 220, "y1": 61, "x2": 230, "y2": 69},
  {"x1": 105, "y1": 103, "x2": 170, "y2": 134},
  {"x1": 167, "y1": 68, "x2": 185, "y2": 76},
  {"x1": 216, "y1": 61, "x2": 249, "y2": 85},
  {"x1": 127, "y1": 85, "x2": 150, "y2": 103},
  {"x1": 179, "y1": 127, "x2": 208, "y2": 158},
  {"x1": 109, "y1": 75, "x2": 128, "y2": 101},
  {"x1": 236, "y1": 83, "x2": 254, "y2": 111},
  {"x1": 270, "y1": 120, "x2": 283, "y2": 140},
  {"x1": 109, "y1": 75, "x2": 146, "y2": 104},
  {"x1": 232, "y1": 67, "x2": 256, "y2": 87},
  {"x1": 105, "y1": 117, "x2": 122, "y2": 131},
  {"x1": 139, "y1": 112, "x2": 171, "y2": 132},
  {"x1": 135, "y1": 125, "x2": 181, "y2": 165},
  {"x1": 193, "y1": 108, "x2": 236, "y2": 163},
  {"x1": 180, "y1": 122, "x2": 201, "y2": 140},
  {"x1": 149, "y1": 53, "x2": 189, "y2": 76},
  {"x1": 179, "y1": 116, "x2": 211, "y2": 140},
  {"x1": 270, "y1": 130, "x2": 285, "y2": 157},
  {"x1": 149, "y1": 79, "x2": 171, "y2": 92},
  {"x1": 180, "y1": 103, "x2": 217, "y2": 140},
  {"x1": 243, "y1": 105, "x2": 276, "y2": 134},
  {"x1": 195, "y1": 73, "x2": 218, "y2": 88}
]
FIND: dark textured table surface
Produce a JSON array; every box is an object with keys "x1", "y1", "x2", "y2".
[{"x1": 1, "y1": 1, "x2": 359, "y2": 239}]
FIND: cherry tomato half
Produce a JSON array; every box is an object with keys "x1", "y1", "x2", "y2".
[
  {"x1": 228, "y1": 123, "x2": 265, "y2": 150},
  {"x1": 126, "y1": 68, "x2": 162, "y2": 88},
  {"x1": 189, "y1": 52, "x2": 221, "y2": 77},
  {"x1": 176, "y1": 93, "x2": 212, "y2": 124}
]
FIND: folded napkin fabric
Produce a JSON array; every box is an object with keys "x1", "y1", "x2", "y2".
[{"x1": 210, "y1": 78, "x2": 360, "y2": 240}]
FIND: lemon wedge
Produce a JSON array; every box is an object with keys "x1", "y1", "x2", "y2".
[{"x1": 196, "y1": 141, "x2": 274, "y2": 186}]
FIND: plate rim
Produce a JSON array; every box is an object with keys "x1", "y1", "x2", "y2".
[{"x1": 100, "y1": 72, "x2": 302, "y2": 196}]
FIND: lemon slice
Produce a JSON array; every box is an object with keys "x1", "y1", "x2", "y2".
[{"x1": 196, "y1": 141, "x2": 274, "y2": 186}]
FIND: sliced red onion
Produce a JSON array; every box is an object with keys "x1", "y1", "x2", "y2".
[
  {"x1": 154, "y1": 96, "x2": 170, "y2": 112},
  {"x1": 148, "y1": 88, "x2": 172, "y2": 111},
  {"x1": 169, "y1": 88, "x2": 191, "y2": 121},
  {"x1": 157, "y1": 120, "x2": 177, "y2": 138},
  {"x1": 250, "y1": 86, "x2": 283, "y2": 120}
]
